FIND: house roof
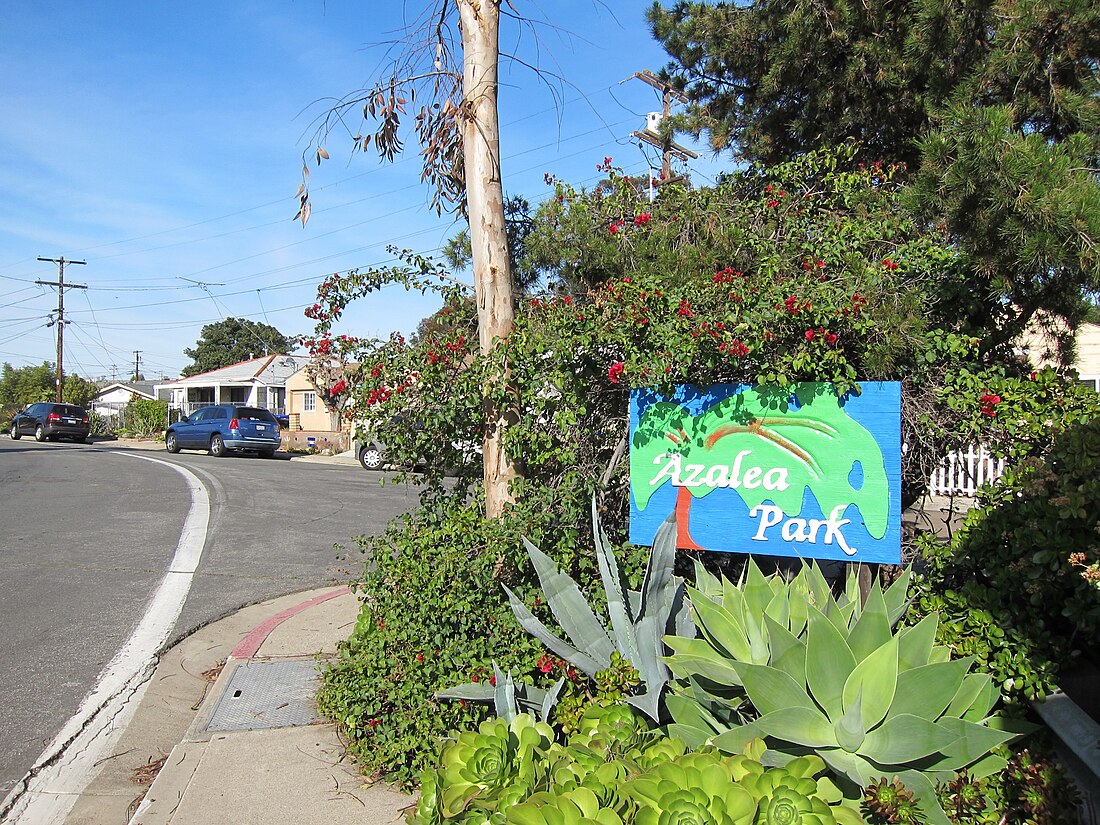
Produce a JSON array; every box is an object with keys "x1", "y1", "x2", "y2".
[
  {"x1": 155, "y1": 355, "x2": 298, "y2": 389},
  {"x1": 93, "y1": 381, "x2": 157, "y2": 400}
]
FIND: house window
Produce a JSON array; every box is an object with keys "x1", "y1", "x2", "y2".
[{"x1": 303, "y1": 392, "x2": 317, "y2": 413}]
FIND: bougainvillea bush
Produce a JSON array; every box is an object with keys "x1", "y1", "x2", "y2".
[
  {"x1": 307, "y1": 147, "x2": 1097, "y2": 787},
  {"x1": 909, "y1": 416, "x2": 1100, "y2": 705}
]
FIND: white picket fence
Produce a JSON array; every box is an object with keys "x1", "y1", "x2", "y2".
[{"x1": 928, "y1": 445, "x2": 1007, "y2": 497}]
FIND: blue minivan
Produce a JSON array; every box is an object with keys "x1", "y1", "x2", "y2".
[{"x1": 165, "y1": 404, "x2": 282, "y2": 458}]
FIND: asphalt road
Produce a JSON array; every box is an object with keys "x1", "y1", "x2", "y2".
[{"x1": 0, "y1": 437, "x2": 421, "y2": 800}]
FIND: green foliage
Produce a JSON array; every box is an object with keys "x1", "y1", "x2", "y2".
[
  {"x1": 439, "y1": 501, "x2": 688, "y2": 727},
  {"x1": 312, "y1": 150, "x2": 1045, "y2": 527},
  {"x1": 649, "y1": 0, "x2": 1100, "y2": 341},
  {"x1": 316, "y1": 496, "x2": 648, "y2": 789},
  {"x1": 663, "y1": 562, "x2": 1018, "y2": 825},
  {"x1": 409, "y1": 714, "x2": 860, "y2": 825},
  {"x1": 120, "y1": 398, "x2": 168, "y2": 438},
  {"x1": 505, "y1": 503, "x2": 690, "y2": 721},
  {"x1": 910, "y1": 416, "x2": 1100, "y2": 703},
  {"x1": 0, "y1": 361, "x2": 96, "y2": 407},
  {"x1": 180, "y1": 317, "x2": 290, "y2": 377},
  {"x1": 862, "y1": 744, "x2": 1079, "y2": 825}
]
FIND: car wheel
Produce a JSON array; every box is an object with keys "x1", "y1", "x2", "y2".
[
  {"x1": 9, "y1": 424, "x2": 20, "y2": 440},
  {"x1": 358, "y1": 444, "x2": 385, "y2": 471},
  {"x1": 209, "y1": 434, "x2": 226, "y2": 457},
  {"x1": 166, "y1": 432, "x2": 180, "y2": 453},
  {"x1": 34, "y1": 425, "x2": 47, "y2": 442}
]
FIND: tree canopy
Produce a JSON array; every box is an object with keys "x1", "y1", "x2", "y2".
[
  {"x1": 648, "y1": 0, "x2": 1100, "y2": 351},
  {"x1": 0, "y1": 362, "x2": 98, "y2": 407},
  {"x1": 181, "y1": 318, "x2": 291, "y2": 377}
]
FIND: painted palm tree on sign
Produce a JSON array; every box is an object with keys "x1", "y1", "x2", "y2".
[{"x1": 630, "y1": 384, "x2": 890, "y2": 551}]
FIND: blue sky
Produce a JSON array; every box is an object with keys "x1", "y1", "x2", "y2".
[{"x1": 0, "y1": 2, "x2": 729, "y2": 381}]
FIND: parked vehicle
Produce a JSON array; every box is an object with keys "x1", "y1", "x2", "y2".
[
  {"x1": 9, "y1": 403, "x2": 91, "y2": 443},
  {"x1": 165, "y1": 404, "x2": 282, "y2": 458},
  {"x1": 357, "y1": 437, "x2": 388, "y2": 471}
]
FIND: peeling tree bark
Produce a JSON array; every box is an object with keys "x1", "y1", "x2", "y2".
[{"x1": 457, "y1": 0, "x2": 519, "y2": 518}]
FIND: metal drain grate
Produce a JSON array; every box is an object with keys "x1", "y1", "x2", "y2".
[{"x1": 205, "y1": 660, "x2": 321, "y2": 732}]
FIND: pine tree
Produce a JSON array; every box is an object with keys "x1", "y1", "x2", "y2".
[{"x1": 648, "y1": 0, "x2": 1100, "y2": 351}]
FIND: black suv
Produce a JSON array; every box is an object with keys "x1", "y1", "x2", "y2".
[{"x1": 9, "y1": 403, "x2": 91, "y2": 443}]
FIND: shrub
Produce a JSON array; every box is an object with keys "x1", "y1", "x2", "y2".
[
  {"x1": 911, "y1": 416, "x2": 1100, "y2": 703},
  {"x1": 316, "y1": 496, "x2": 648, "y2": 788},
  {"x1": 662, "y1": 561, "x2": 1020, "y2": 825},
  {"x1": 408, "y1": 709, "x2": 862, "y2": 825}
]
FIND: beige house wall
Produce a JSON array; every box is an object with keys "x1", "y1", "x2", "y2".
[
  {"x1": 285, "y1": 369, "x2": 344, "y2": 432},
  {"x1": 1020, "y1": 321, "x2": 1100, "y2": 390}
]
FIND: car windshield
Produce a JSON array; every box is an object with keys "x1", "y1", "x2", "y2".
[{"x1": 234, "y1": 407, "x2": 277, "y2": 423}]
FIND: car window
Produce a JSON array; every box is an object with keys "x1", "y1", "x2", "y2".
[
  {"x1": 25, "y1": 404, "x2": 42, "y2": 416},
  {"x1": 55, "y1": 405, "x2": 85, "y2": 417},
  {"x1": 188, "y1": 409, "x2": 209, "y2": 423},
  {"x1": 212, "y1": 407, "x2": 228, "y2": 420},
  {"x1": 234, "y1": 407, "x2": 277, "y2": 423}
]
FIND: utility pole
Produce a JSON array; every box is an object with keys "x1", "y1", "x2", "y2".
[
  {"x1": 133, "y1": 351, "x2": 142, "y2": 381},
  {"x1": 631, "y1": 70, "x2": 699, "y2": 185},
  {"x1": 36, "y1": 256, "x2": 87, "y2": 402}
]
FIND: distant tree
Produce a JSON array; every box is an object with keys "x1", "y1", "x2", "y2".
[
  {"x1": 648, "y1": 0, "x2": 1100, "y2": 355},
  {"x1": 181, "y1": 318, "x2": 290, "y2": 377},
  {"x1": 62, "y1": 374, "x2": 98, "y2": 408},
  {"x1": 0, "y1": 362, "x2": 97, "y2": 407}
]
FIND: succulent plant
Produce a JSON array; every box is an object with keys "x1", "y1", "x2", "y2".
[
  {"x1": 438, "y1": 662, "x2": 566, "y2": 724},
  {"x1": 864, "y1": 777, "x2": 925, "y2": 824},
  {"x1": 501, "y1": 499, "x2": 692, "y2": 721},
  {"x1": 407, "y1": 713, "x2": 556, "y2": 825},
  {"x1": 663, "y1": 562, "x2": 1022, "y2": 825},
  {"x1": 438, "y1": 500, "x2": 689, "y2": 724}
]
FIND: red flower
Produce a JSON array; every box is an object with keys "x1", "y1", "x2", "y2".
[
  {"x1": 415, "y1": 652, "x2": 424, "y2": 663},
  {"x1": 825, "y1": 332, "x2": 838, "y2": 346},
  {"x1": 330, "y1": 379, "x2": 347, "y2": 396},
  {"x1": 677, "y1": 299, "x2": 694, "y2": 317},
  {"x1": 368, "y1": 719, "x2": 380, "y2": 727},
  {"x1": 607, "y1": 361, "x2": 625, "y2": 384},
  {"x1": 883, "y1": 258, "x2": 899, "y2": 270},
  {"x1": 537, "y1": 654, "x2": 554, "y2": 674},
  {"x1": 784, "y1": 295, "x2": 800, "y2": 314},
  {"x1": 634, "y1": 213, "x2": 651, "y2": 226},
  {"x1": 980, "y1": 392, "x2": 1002, "y2": 417},
  {"x1": 805, "y1": 330, "x2": 816, "y2": 341},
  {"x1": 489, "y1": 674, "x2": 497, "y2": 687}
]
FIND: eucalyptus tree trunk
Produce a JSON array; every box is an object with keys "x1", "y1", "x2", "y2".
[{"x1": 457, "y1": 0, "x2": 519, "y2": 518}]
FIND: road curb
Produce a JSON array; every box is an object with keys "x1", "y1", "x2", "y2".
[{"x1": 230, "y1": 586, "x2": 351, "y2": 659}]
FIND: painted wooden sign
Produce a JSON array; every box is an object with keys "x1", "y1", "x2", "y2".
[{"x1": 629, "y1": 383, "x2": 901, "y2": 564}]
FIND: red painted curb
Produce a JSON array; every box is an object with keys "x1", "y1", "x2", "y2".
[{"x1": 231, "y1": 586, "x2": 352, "y2": 660}]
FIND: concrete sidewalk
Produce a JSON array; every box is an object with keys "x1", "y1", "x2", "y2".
[{"x1": 64, "y1": 587, "x2": 412, "y2": 825}]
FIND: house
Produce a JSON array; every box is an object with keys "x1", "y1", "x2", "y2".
[
  {"x1": 155, "y1": 355, "x2": 297, "y2": 417},
  {"x1": 1072, "y1": 324, "x2": 1100, "y2": 390},
  {"x1": 282, "y1": 362, "x2": 352, "y2": 452},
  {"x1": 91, "y1": 380, "x2": 161, "y2": 417},
  {"x1": 1019, "y1": 321, "x2": 1100, "y2": 390}
]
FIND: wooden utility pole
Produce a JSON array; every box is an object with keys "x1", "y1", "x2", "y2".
[
  {"x1": 631, "y1": 70, "x2": 698, "y2": 184},
  {"x1": 36, "y1": 256, "x2": 87, "y2": 402}
]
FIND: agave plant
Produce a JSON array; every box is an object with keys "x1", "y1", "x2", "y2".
[
  {"x1": 663, "y1": 562, "x2": 1023, "y2": 825},
  {"x1": 444, "y1": 499, "x2": 691, "y2": 722},
  {"x1": 438, "y1": 662, "x2": 565, "y2": 724}
]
